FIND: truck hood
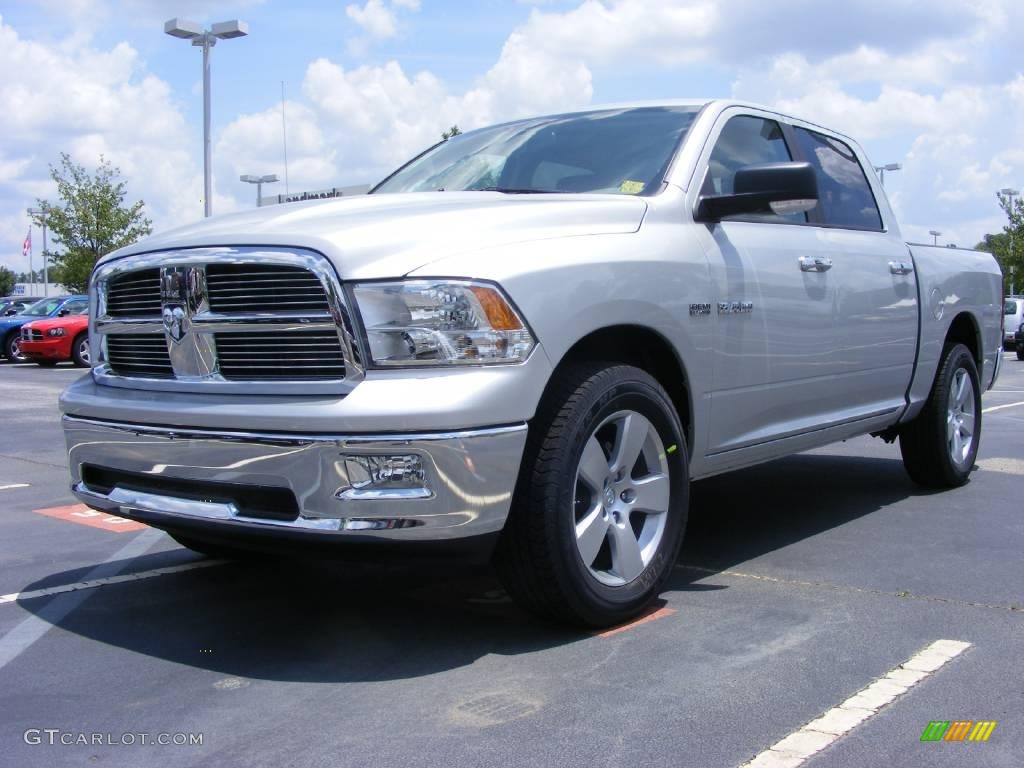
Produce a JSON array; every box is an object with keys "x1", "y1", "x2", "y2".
[{"x1": 102, "y1": 192, "x2": 648, "y2": 279}]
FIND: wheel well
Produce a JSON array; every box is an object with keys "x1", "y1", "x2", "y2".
[
  {"x1": 945, "y1": 312, "x2": 982, "y2": 367},
  {"x1": 550, "y1": 326, "x2": 693, "y2": 450}
]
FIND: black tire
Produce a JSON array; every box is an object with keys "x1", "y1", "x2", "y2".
[
  {"x1": 899, "y1": 343, "x2": 981, "y2": 488},
  {"x1": 168, "y1": 531, "x2": 262, "y2": 561},
  {"x1": 1016, "y1": 347, "x2": 1024, "y2": 361},
  {"x1": 4, "y1": 332, "x2": 27, "y2": 363},
  {"x1": 71, "y1": 332, "x2": 90, "y2": 367},
  {"x1": 495, "y1": 363, "x2": 689, "y2": 627},
  {"x1": 35, "y1": 360, "x2": 58, "y2": 367}
]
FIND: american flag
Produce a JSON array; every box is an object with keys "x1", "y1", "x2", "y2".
[{"x1": 22, "y1": 228, "x2": 31, "y2": 259}]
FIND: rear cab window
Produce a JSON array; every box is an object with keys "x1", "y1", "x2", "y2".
[{"x1": 791, "y1": 127, "x2": 883, "y2": 231}]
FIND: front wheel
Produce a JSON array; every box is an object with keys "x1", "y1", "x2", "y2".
[
  {"x1": 5, "y1": 333, "x2": 27, "y2": 363},
  {"x1": 495, "y1": 364, "x2": 688, "y2": 627},
  {"x1": 899, "y1": 343, "x2": 981, "y2": 488},
  {"x1": 71, "y1": 333, "x2": 90, "y2": 367}
]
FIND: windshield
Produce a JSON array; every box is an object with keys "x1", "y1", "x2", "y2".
[
  {"x1": 373, "y1": 106, "x2": 703, "y2": 196},
  {"x1": 23, "y1": 298, "x2": 64, "y2": 317}
]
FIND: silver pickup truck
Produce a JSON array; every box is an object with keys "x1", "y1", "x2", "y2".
[{"x1": 60, "y1": 100, "x2": 1003, "y2": 626}]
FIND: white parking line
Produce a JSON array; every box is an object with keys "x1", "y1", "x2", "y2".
[
  {"x1": 0, "y1": 558, "x2": 224, "y2": 606},
  {"x1": 739, "y1": 639, "x2": 972, "y2": 767},
  {"x1": 983, "y1": 400, "x2": 1024, "y2": 414},
  {"x1": 0, "y1": 483, "x2": 30, "y2": 490},
  {"x1": 0, "y1": 529, "x2": 163, "y2": 670}
]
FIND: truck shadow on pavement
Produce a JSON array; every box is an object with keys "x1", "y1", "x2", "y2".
[{"x1": 17, "y1": 453, "x2": 924, "y2": 683}]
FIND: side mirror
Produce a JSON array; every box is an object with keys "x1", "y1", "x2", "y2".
[
  {"x1": 3, "y1": 309, "x2": 16, "y2": 316},
  {"x1": 696, "y1": 162, "x2": 818, "y2": 222},
  {"x1": 58, "y1": 308, "x2": 71, "y2": 317}
]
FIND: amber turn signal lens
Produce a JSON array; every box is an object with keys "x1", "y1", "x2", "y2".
[{"x1": 469, "y1": 286, "x2": 523, "y2": 331}]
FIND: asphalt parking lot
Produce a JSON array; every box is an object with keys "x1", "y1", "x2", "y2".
[{"x1": 0, "y1": 358, "x2": 1021, "y2": 767}]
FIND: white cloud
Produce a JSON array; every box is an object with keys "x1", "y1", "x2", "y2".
[
  {"x1": 0, "y1": 13, "x2": 237, "y2": 273},
  {"x1": 5, "y1": 0, "x2": 1024, "y2": 268}
]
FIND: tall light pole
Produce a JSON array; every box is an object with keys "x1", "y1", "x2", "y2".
[
  {"x1": 164, "y1": 18, "x2": 249, "y2": 218},
  {"x1": 929, "y1": 230, "x2": 942, "y2": 247},
  {"x1": 874, "y1": 163, "x2": 902, "y2": 188},
  {"x1": 1001, "y1": 187, "x2": 1020, "y2": 295},
  {"x1": 27, "y1": 206, "x2": 49, "y2": 297},
  {"x1": 240, "y1": 174, "x2": 279, "y2": 207}
]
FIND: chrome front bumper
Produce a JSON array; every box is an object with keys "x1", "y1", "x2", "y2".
[{"x1": 64, "y1": 416, "x2": 527, "y2": 542}]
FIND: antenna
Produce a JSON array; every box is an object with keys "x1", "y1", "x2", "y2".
[{"x1": 281, "y1": 80, "x2": 290, "y2": 196}]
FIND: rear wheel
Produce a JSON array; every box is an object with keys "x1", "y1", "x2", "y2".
[
  {"x1": 899, "y1": 343, "x2": 981, "y2": 488},
  {"x1": 1016, "y1": 347, "x2": 1024, "y2": 361},
  {"x1": 71, "y1": 333, "x2": 90, "y2": 367},
  {"x1": 495, "y1": 363, "x2": 688, "y2": 627}
]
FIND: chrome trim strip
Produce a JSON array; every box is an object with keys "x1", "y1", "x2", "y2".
[
  {"x1": 62, "y1": 415, "x2": 528, "y2": 446},
  {"x1": 74, "y1": 483, "x2": 345, "y2": 531},
  {"x1": 91, "y1": 246, "x2": 364, "y2": 395}
]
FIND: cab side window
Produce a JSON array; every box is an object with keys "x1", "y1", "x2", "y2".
[
  {"x1": 702, "y1": 115, "x2": 805, "y2": 223},
  {"x1": 792, "y1": 128, "x2": 883, "y2": 231},
  {"x1": 63, "y1": 300, "x2": 88, "y2": 315}
]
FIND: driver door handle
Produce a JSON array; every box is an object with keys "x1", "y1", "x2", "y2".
[
  {"x1": 799, "y1": 256, "x2": 833, "y2": 272},
  {"x1": 889, "y1": 260, "x2": 914, "y2": 275}
]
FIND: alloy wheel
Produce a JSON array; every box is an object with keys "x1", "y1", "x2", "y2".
[
  {"x1": 572, "y1": 409, "x2": 671, "y2": 586},
  {"x1": 947, "y1": 367, "x2": 976, "y2": 468}
]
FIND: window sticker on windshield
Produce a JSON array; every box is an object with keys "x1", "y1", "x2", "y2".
[{"x1": 619, "y1": 180, "x2": 645, "y2": 194}]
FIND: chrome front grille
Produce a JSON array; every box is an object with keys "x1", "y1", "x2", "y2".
[
  {"x1": 106, "y1": 334, "x2": 174, "y2": 378},
  {"x1": 106, "y1": 269, "x2": 162, "y2": 317},
  {"x1": 215, "y1": 330, "x2": 346, "y2": 380},
  {"x1": 205, "y1": 263, "x2": 330, "y2": 313},
  {"x1": 92, "y1": 247, "x2": 362, "y2": 394}
]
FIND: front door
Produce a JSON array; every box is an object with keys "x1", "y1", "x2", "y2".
[{"x1": 692, "y1": 112, "x2": 846, "y2": 455}]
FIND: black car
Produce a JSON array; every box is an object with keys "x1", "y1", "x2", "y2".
[{"x1": 1015, "y1": 320, "x2": 1024, "y2": 360}]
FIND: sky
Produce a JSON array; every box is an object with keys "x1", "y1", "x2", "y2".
[{"x1": 2, "y1": 0, "x2": 1023, "y2": 274}]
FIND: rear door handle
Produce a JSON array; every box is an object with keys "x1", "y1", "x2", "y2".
[
  {"x1": 799, "y1": 256, "x2": 833, "y2": 272},
  {"x1": 889, "y1": 261, "x2": 914, "y2": 275}
]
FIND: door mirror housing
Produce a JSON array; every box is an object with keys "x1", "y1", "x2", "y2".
[
  {"x1": 58, "y1": 308, "x2": 71, "y2": 317},
  {"x1": 696, "y1": 162, "x2": 818, "y2": 222}
]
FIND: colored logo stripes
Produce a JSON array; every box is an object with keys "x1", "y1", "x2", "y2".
[{"x1": 921, "y1": 720, "x2": 997, "y2": 742}]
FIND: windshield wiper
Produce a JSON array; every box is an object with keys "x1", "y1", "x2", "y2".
[{"x1": 469, "y1": 187, "x2": 561, "y2": 194}]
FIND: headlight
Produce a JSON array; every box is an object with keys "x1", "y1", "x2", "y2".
[
  {"x1": 47, "y1": 328, "x2": 65, "y2": 337},
  {"x1": 352, "y1": 280, "x2": 535, "y2": 366}
]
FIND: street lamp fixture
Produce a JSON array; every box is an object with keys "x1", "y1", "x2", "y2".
[
  {"x1": 240, "y1": 174, "x2": 279, "y2": 207},
  {"x1": 873, "y1": 163, "x2": 902, "y2": 187},
  {"x1": 164, "y1": 17, "x2": 250, "y2": 218},
  {"x1": 929, "y1": 230, "x2": 942, "y2": 247},
  {"x1": 26, "y1": 205, "x2": 49, "y2": 297}
]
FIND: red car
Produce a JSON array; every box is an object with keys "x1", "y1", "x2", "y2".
[{"x1": 20, "y1": 314, "x2": 91, "y2": 367}]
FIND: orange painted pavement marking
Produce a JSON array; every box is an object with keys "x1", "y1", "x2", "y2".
[
  {"x1": 33, "y1": 504, "x2": 147, "y2": 533},
  {"x1": 595, "y1": 605, "x2": 677, "y2": 638}
]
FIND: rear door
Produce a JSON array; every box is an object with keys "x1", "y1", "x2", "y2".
[{"x1": 788, "y1": 126, "x2": 918, "y2": 419}]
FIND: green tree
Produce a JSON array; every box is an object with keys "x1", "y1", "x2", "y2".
[
  {"x1": 0, "y1": 267, "x2": 15, "y2": 296},
  {"x1": 441, "y1": 124, "x2": 462, "y2": 140},
  {"x1": 33, "y1": 153, "x2": 152, "y2": 293},
  {"x1": 989, "y1": 191, "x2": 1024, "y2": 291}
]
